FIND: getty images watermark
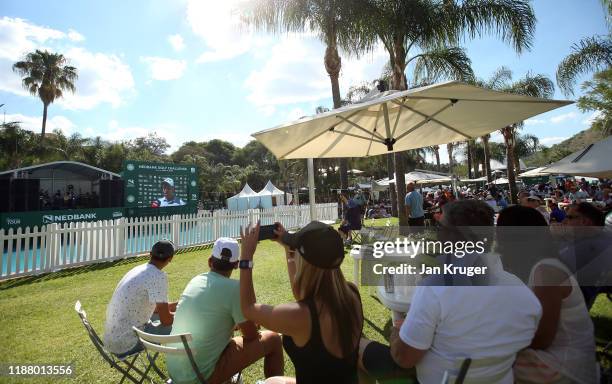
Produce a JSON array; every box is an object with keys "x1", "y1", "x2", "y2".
[
  {"x1": 353, "y1": 226, "x2": 612, "y2": 287},
  {"x1": 352, "y1": 235, "x2": 490, "y2": 279}
]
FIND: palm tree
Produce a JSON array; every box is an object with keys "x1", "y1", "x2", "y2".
[
  {"x1": 481, "y1": 133, "x2": 493, "y2": 181},
  {"x1": 557, "y1": 0, "x2": 612, "y2": 95},
  {"x1": 501, "y1": 73, "x2": 554, "y2": 203},
  {"x1": 352, "y1": 0, "x2": 536, "y2": 226},
  {"x1": 242, "y1": 0, "x2": 363, "y2": 191},
  {"x1": 557, "y1": 37, "x2": 612, "y2": 95},
  {"x1": 12, "y1": 50, "x2": 78, "y2": 141},
  {"x1": 424, "y1": 145, "x2": 441, "y2": 172},
  {"x1": 469, "y1": 66, "x2": 514, "y2": 182},
  {"x1": 447, "y1": 142, "x2": 455, "y2": 175}
]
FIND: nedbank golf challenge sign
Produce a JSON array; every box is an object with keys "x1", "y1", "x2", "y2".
[
  {"x1": 0, "y1": 208, "x2": 124, "y2": 230},
  {"x1": 122, "y1": 160, "x2": 198, "y2": 216}
]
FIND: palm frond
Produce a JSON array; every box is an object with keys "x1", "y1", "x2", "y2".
[
  {"x1": 455, "y1": 0, "x2": 535, "y2": 53},
  {"x1": 556, "y1": 35, "x2": 612, "y2": 96},
  {"x1": 505, "y1": 72, "x2": 555, "y2": 98},
  {"x1": 486, "y1": 66, "x2": 512, "y2": 89},
  {"x1": 411, "y1": 46, "x2": 474, "y2": 85}
]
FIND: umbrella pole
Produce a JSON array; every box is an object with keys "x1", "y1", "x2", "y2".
[{"x1": 307, "y1": 158, "x2": 316, "y2": 220}]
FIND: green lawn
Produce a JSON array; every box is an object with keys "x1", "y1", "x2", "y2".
[{"x1": 0, "y1": 221, "x2": 610, "y2": 383}]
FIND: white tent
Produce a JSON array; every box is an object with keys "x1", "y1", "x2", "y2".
[
  {"x1": 257, "y1": 181, "x2": 290, "y2": 208},
  {"x1": 226, "y1": 183, "x2": 260, "y2": 211},
  {"x1": 492, "y1": 177, "x2": 522, "y2": 185},
  {"x1": 519, "y1": 167, "x2": 551, "y2": 177},
  {"x1": 488, "y1": 158, "x2": 527, "y2": 171},
  {"x1": 539, "y1": 136, "x2": 612, "y2": 178},
  {"x1": 379, "y1": 171, "x2": 452, "y2": 186}
]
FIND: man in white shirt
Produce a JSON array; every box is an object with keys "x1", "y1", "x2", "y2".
[
  {"x1": 104, "y1": 240, "x2": 178, "y2": 357},
  {"x1": 359, "y1": 201, "x2": 542, "y2": 384}
]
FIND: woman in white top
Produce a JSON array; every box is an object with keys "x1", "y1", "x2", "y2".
[{"x1": 496, "y1": 205, "x2": 597, "y2": 384}]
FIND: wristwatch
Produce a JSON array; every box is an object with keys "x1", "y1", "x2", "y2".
[{"x1": 239, "y1": 260, "x2": 254, "y2": 269}]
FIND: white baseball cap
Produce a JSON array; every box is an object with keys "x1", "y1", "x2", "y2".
[
  {"x1": 211, "y1": 237, "x2": 239, "y2": 263},
  {"x1": 162, "y1": 177, "x2": 174, "y2": 187}
]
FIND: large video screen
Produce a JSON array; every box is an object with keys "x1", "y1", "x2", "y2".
[{"x1": 122, "y1": 161, "x2": 198, "y2": 214}]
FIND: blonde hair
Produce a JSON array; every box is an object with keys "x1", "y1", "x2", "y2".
[{"x1": 293, "y1": 251, "x2": 362, "y2": 360}]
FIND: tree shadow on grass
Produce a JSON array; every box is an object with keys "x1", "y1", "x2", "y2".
[
  {"x1": 0, "y1": 243, "x2": 213, "y2": 291},
  {"x1": 364, "y1": 317, "x2": 393, "y2": 343}
]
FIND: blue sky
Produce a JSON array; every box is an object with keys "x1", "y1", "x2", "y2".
[{"x1": 0, "y1": 0, "x2": 608, "y2": 162}]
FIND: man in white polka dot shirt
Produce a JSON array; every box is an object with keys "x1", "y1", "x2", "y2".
[{"x1": 104, "y1": 240, "x2": 178, "y2": 357}]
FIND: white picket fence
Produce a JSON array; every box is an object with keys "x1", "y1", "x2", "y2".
[{"x1": 0, "y1": 203, "x2": 338, "y2": 280}]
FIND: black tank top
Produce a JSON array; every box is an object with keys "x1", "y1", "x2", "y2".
[{"x1": 282, "y1": 287, "x2": 363, "y2": 384}]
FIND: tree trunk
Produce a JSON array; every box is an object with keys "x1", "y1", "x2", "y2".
[
  {"x1": 391, "y1": 39, "x2": 408, "y2": 228},
  {"x1": 482, "y1": 135, "x2": 492, "y2": 182},
  {"x1": 434, "y1": 146, "x2": 440, "y2": 172},
  {"x1": 41, "y1": 102, "x2": 49, "y2": 141},
  {"x1": 324, "y1": 42, "x2": 349, "y2": 191},
  {"x1": 387, "y1": 153, "x2": 398, "y2": 217},
  {"x1": 503, "y1": 126, "x2": 519, "y2": 204},
  {"x1": 447, "y1": 142, "x2": 455, "y2": 175},
  {"x1": 466, "y1": 141, "x2": 473, "y2": 180},
  {"x1": 514, "y1": 154, "x2": 521, "y2": 175}
]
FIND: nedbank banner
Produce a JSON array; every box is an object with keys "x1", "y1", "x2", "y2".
[{"x1": 0, "y1": 208, "x2": 124, "y2": 230}]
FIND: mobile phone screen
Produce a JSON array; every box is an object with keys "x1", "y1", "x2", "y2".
[{"x1": 258, "y1": 224, "x2": 276, "y2": 241}]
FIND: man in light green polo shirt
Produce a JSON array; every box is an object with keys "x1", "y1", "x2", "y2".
[{"x1": 166, "y1": 238, "x2": 283, "y2": 384}]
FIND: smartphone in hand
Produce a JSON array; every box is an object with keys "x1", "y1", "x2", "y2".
[{"x1": 258, "y1": 223, "x2": 279, "y2": 241}]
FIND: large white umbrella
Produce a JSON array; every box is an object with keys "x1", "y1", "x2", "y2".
[
  {"x1": 539, "y1": 136, "x2": 612, "y2": 178},
  {"x1": 252, "y1": 81, "x2": 571, "y2": 218},
  {"x1": 253, "y1": 81, "x2": 571, "y2": 159}
]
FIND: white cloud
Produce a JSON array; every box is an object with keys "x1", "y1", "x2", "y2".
[
  {"x1": 0, "y1": 17, "x2": 65, "y2": 60},
  {"x1": 67, "y1": 29, "x2": 85, "y2": 42},
  {"x1": 58, "y1": 47, "x2": 135, "y2": 110},
  {"x1": 524, "y1": 118, "x2": 546, "y2": 126},
  {"x1": 187, "y1": 0, "x2": 267, "y2": 63},
  {"x1": 5, "y1": 113, "x2": 76, "y2": 135},
  {"x1": 141, "y1": 56, "x2": 187, "y2": 81},
  {"x1": 0, "y1": 18, "x2": 135, "y2": 111},
  {"x1": 540, "y1": 136, "x2": 568, "y2": 146},
  {"x1": 550, "y1": 111, "x2": 577, "y2": 124},
  {"x1": 167, "y1": 34, "x2": 185, "y2": 52},
  {"x1": 244, "y1": 36, "x2": 387, "y2": 114}
]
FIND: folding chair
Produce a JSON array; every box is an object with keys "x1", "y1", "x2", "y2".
[
  {"x1": 441, "y1": 356, "x2": 510, "y2": 383},
  {"x1": 132, "y1": 327, "x2": 242, "y2": 384},
  {"x1": 74, "y1": 301, "x2": 162, "y2": 384}
]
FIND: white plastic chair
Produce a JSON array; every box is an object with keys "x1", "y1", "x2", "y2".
[{"x1": 132, "y1": 327, "x2": 242, "y2": 384}]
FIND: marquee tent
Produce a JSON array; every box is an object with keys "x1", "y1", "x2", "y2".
[
  {"x1": 519, "y1": 167, "x2": 551, "y2": 177},
  {"x1": 257, "y1": 180, "x2": 290, "y2": 208},
  {"x1": 226, "y1": 183, "x2": 260, "y2": 211},
  {"x1": 539, "y1": 136, "x2": 612, "y2": 178}
]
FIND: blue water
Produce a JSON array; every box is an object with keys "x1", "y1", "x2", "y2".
[{"x1": 1, "y1": 215, "x2": 278, "y2": 278}]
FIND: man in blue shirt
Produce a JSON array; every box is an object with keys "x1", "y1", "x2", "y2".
[
  {"x1": 405, "y1": 183, "x2": 425, "y2": 226},
  {"x1": 547, "y1": 199, "x2": 566, "y2": 223}
]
